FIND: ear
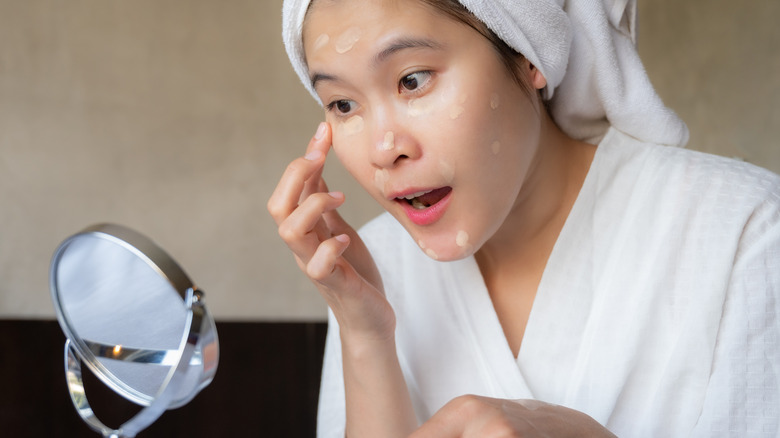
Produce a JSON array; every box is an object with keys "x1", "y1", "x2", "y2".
[{"x1": 527, "y1": 62, "x2": 547, "y2": 90}]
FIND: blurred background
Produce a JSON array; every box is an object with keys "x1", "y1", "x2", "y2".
[
  {"x1": 1, "y1": 0, "x2": 779, "y2": 322},
  {"x1": 0, "y1": 0, "x2": 778, "y2": 435}
]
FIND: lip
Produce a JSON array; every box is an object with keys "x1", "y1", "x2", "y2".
[{"x1": 392, "y1": 187, "x2": 453, "y2": 226}]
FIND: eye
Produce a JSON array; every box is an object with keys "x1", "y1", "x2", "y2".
[
  {"x1": 399, "y1": 71, "x2": 432, "y2": 93},
  {"x1": 326, "y1": 99, "x2": 356, "y2": 116}
]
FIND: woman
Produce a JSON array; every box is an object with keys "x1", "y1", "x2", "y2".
[{"x1": 269, "y1": 0, "x2": 780, "y2": 436}]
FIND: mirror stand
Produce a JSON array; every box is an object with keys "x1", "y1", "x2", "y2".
[{"x1": 63, "y1": 289, "x2": 208, "y2": 438}]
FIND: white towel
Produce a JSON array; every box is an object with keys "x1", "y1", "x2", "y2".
[{"x1": 282, "y1": 0, "x2": 689, "y2": 147}]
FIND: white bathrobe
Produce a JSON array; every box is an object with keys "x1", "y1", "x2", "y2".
[{"x1": 317, "y1": 128, "x2": 780, "y2": 437}]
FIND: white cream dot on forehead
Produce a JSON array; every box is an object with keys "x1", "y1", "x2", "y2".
[
  {"x1": 455, "y1": 230, "x2": 469, "y2": 247},
  {"x1": 491, "y1": 140, "x2": 501, "y2": 155},
  {"x1": 490, "y1": 93, "x2": 500, "y2": 110},
  {"x1": 312, "y1": 33, "x2": 329, "y2": 52},
  {"x1": 381, "y1": 131, "x2": 395, "y2": 150},
  {"x1": 334, "y1": 26, "x2": 362, "y2": 54},
  {"x1": 438, "y1": 159, "x2": 455, "y2": 184},
  {"x1": 340, "y1": 115, "x2": 364, "y2": 136}
]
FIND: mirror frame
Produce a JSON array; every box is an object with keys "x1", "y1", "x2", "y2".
[{"x1": 50, "y1": 224, "x2": 218, "y2": 437}]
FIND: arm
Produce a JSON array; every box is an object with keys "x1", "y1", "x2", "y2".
[
  {"x1": 268, "y1": 122, "x2": 416, "y2": 438},
  {"x1": 690, "y1": 198, "x2": 780, "y2": 437}
]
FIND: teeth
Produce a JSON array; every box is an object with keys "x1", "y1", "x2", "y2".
[
  {"x1": 411, "y1": 198, "x2": 427, "y2": 210},
  {"x1": 398, "y1": 189, "x2": 432, "y2": 201}
]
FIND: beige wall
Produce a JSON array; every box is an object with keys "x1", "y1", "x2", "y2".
[{"x1": 1, "y1": 1, "x2": 778, "y2": 320}]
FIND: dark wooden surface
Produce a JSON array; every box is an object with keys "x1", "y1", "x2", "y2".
[{"x1": 0, "y1": 320, "x2": 327, "y2": 437}]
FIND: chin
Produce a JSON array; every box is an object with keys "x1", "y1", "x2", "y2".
[
  {"x1": 427, "y1": 248, "x2": 475, "y2": 262},
  {"x1": 411, "y1": 228, "x2": 479, "y2": 262}
]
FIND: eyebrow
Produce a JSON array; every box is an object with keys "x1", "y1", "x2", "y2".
[{"x1": 310, "y1": 37, "x2": 443, "y2": 90}]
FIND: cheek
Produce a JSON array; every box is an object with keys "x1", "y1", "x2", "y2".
[
  {"x1": 337, "y1": 115, "x2": 365, "y2": 137},
  {"x1": 331, "y1": 115, "x2": 365, "y2": 158},
  {"x1": 331, "y1": 117, "x2": 365, "y2": 172},
  {"x1": 331, "y1": 120, "x2": 388, "y2": 197}
]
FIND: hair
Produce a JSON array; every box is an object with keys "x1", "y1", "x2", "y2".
[{"x1": 416, "y1": 0, "x2": 534, "y2": 98}]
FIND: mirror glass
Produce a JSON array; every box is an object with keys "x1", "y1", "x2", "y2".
[{"x1": 50, "y1": 224, "x2": 218, "y2": 437}]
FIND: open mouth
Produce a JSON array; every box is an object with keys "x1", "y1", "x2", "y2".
[{"x1": 396, "y1": 187, "x2": 452, "y2": 209}]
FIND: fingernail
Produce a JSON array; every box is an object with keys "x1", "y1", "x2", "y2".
[
  {"x1": 314, "y1": 122, "x2": 327, "y2": 140},
  {"x1": 304, "y1": 150, "x2": 323, "y2": 161},
  {"x1": 328, "y1": 191, "x2": 343, "y2": 199},
  {"x1": 335, "y1": 234, "x2": 349, "y2": 243}
]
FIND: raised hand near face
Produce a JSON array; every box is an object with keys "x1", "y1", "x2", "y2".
[{"x1": 267, "y1": 122, "x2": 395, "y2": 343}]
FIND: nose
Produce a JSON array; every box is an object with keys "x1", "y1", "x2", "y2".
[{"x1": 368, "y1": 114, "x2": 421, "y2": 169}]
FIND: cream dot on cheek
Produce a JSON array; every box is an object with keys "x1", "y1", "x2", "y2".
[
  {"x1": 491, "y1": 140, "x2": 501, "y2": 155},
  {"x1": 339, "y1": 115, "x2": 364, "y2": 137},
  {"x1": 438, "y1": 159, "x2": 455, "y2": 184},
  {"x1": 449, "y1": 105, "x2": 465, "y2": 120},
  {"x1": 374, "y1": 168, "x2": 389, "y2": 195},
  {"x1": 381, "y1": 131, "x2": 395, "y2": 150},
  {"x1": 490, "y1": 93, "x2": 500, "y2": 110},
  {"x1": 407, "y1": 97, "x2": 435, "y2": 117},
  {"x1": 334, "y1": 26, "x2": 361, "y2": 54},
  {"x1": 448, "y1": 94, "x2": 468, "y2": 120}
]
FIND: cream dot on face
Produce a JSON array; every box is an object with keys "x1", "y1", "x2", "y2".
[
  {"x1": 407, "y1": 97, "x2": 435, "y2": 117},
  {"x1": 340, "y1": 115, "x2": 364, "y2": 136},
  {"x1": 425, "y1": 248, "x2": 439, "y2": 260},
  {"x1": 381, "y1": 131, "x2": 395, "y2": 150},
  {"x1": 438, "y1": 159, "x2": 455, "y2": 183},
  {"x1": 491, "y1": 140, "x2": 501, "y2": 155},
  {"x1": 490, "y1": 93, "x2": 500, "y2": 110},
  {"x1": 334, "y1": 26, "x2": 362, "y2": 53},
  {"x1": 312, "y1": 33, "x2": 330, "y2": 52},
  {"x1": 449, "y1": 93, "x2": 468, "y2": 119},
  {"x1": 455, "y1": 230, "x2": 469, "y2": 247},
  {"x1": 374, "y1": 168, "x2": 389, "y2": 194},
  {"x1": 449, "y1": 105, "x2": 465, "y2": 120}
]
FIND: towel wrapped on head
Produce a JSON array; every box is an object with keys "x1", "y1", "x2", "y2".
[{"x1": 282, "y1": 0, "x2": 689, "y2": 147}]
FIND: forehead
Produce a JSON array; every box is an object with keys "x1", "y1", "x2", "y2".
[{"x1": 302, "y1": 0, "x2": 455, "y2": 57}]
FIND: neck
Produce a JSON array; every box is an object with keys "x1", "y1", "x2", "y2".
[{"x1": 475, "y1": 113, "x2": 595, "y2": 288}]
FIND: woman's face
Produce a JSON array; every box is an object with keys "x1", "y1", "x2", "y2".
[{"x1": 303, "y1": 0, "x2": 544, "y2": 261}]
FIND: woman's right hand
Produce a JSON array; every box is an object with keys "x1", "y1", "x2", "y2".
[{"x1": 267, "y1": 122, "x2": 396, "y2": 343}]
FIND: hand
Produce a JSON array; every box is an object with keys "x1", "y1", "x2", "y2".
[
  {"x1": 410, "y1": 395, "x2": 617, "y2": 438},
  {"x1": 267, "y1": 122, "x2": 395, "y2": 342}
]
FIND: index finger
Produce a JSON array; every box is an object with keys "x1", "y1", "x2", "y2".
[
  {"x1": 301, "y1": 122, "x2": 333, "y2": 201},
  {"x1": 267, "y1": 122, "x2": 332, "y2": 225}
]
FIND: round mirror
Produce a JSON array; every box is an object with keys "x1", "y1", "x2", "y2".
[{"x1": 50, "y1": 224, "x2": 219, "y2": 438}]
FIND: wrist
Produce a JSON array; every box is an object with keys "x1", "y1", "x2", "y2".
[{"x1": 339, "y1": 328, "x2": 397, "y2": 360}]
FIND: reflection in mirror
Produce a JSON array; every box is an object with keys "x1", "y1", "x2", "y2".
[{"x1": 50, "y1": 224, "x2": 218, "y2": 438}]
